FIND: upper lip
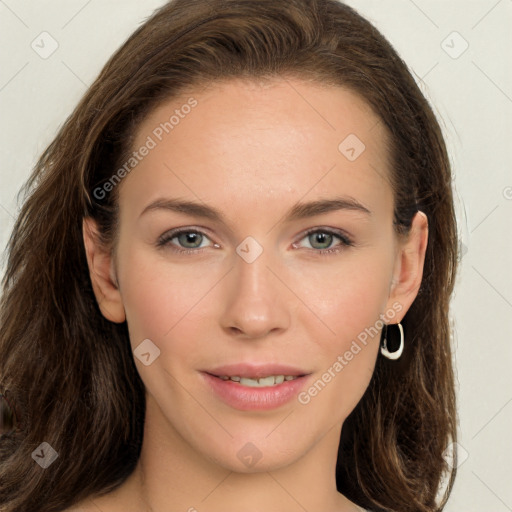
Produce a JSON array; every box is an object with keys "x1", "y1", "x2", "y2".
[{"x1": 204, "y1": 363, "x2": 310, "y2": 379}]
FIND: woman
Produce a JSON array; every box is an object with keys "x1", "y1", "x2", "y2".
[{"x1": 0, "y1": 0, "x2": 459, "y2": 511}]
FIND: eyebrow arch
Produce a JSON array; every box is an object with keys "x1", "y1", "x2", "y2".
[{"x1": 139, "y1": 196, "x2": 371, "y2": 224}]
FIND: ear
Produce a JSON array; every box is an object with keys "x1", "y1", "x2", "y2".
[
  {"x1": 82, "y1": 217, "x2": 126, "y2": 323},
  {"x1": 386, "y1": 211, "x2": 429, "y2": 319}
]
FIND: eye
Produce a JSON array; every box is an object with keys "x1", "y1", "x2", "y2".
[
  {"x1": 293, "y1": 228, "x2": 354, "y2": 255},
  {"x1": 157, "y1": 228, "x2": 216, "y2": 253},
  {"x1": 157, "y1": 227, "x2": 354, "y2": 256}
]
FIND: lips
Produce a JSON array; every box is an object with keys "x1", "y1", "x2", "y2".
[
  {"x1": 217, "y1": 375, "x2": 299, "y2": 387},
  {"x1": 205, "y1": 363, "x2": 309, "y2": 380},
  {"x1": 201, "y1": 363, "x2": 312, "y2": 411}
]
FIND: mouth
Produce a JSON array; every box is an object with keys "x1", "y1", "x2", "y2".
[
  {"x1": 201, "y1": 363, "x2": 311, "y2": 411},
  {"x1": 208, "y1": 374, "x2": 304, "y2": 387},
  {"x1": 205, "y1": 362, "x2": 309, "y2": 385}
]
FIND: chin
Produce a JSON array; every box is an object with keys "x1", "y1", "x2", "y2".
[{"x1": 197, "y1": 431, "x2": 310, "y2": 474}]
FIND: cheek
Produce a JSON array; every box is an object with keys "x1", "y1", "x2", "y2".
[
  {"x1": 289, "y1": 254, "x2": 390, "y2": 410},
  {"x1": 117, "y1": 244, "x2": 222, "y2": 348},
  {"x1": 292, "y1": 251, "x2": 392, "y2": 346}
]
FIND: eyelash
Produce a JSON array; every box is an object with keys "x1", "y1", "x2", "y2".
[{"x1": 157, "y1": 226, "x2": 354, "y2": 256}]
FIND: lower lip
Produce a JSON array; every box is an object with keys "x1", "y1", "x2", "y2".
[{"x1": 201, "y1": 372, "x2": 310, "y2": 411}]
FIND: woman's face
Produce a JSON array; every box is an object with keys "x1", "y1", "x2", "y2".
[{"x1": 86, "y1": 77, "x2": 427, "y2": 474}]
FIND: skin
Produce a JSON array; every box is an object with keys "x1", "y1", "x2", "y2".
[{"x1": 79, "y1": 77, "x2": 428, "y2": 512}]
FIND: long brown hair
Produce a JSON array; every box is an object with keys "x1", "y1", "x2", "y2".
[{"x1": 0, "y1": 1, "x2": 459, "y2": 510}]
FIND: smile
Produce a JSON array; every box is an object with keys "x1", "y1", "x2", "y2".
[
  {"x1": 202, "y1": 371, "x2": 311, "y2": 411},
  {"x1": 216, "y1": 375, "x2": 300, "y2": 387}
]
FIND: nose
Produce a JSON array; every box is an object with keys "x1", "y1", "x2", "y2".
[{"x1": 219, "y1": 249, "x2": 291, "y2": 340}]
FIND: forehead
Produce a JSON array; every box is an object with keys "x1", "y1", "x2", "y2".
[{"x1": 119, "y1": 77, "x2": 393, "y2": 227}]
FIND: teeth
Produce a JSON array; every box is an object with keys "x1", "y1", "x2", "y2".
[{"x1": 218, "y1": 375, "x2": 298, "y2": 387}]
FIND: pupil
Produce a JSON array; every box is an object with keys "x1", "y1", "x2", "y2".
[
  {"x1": 311, "y1": 232, "x2": 332, "y2": 249},
  {"x1": 179, "y1": 232, "x2": 202, "y2": 248}
]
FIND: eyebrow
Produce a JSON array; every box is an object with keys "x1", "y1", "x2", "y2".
[{"x1": 139, "y1": 196, "x2": 371, "y2": 224}]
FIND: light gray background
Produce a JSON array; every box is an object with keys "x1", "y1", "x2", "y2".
[{"x1": 1, "y1": 1, "x2": 511, "y2": 510}]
